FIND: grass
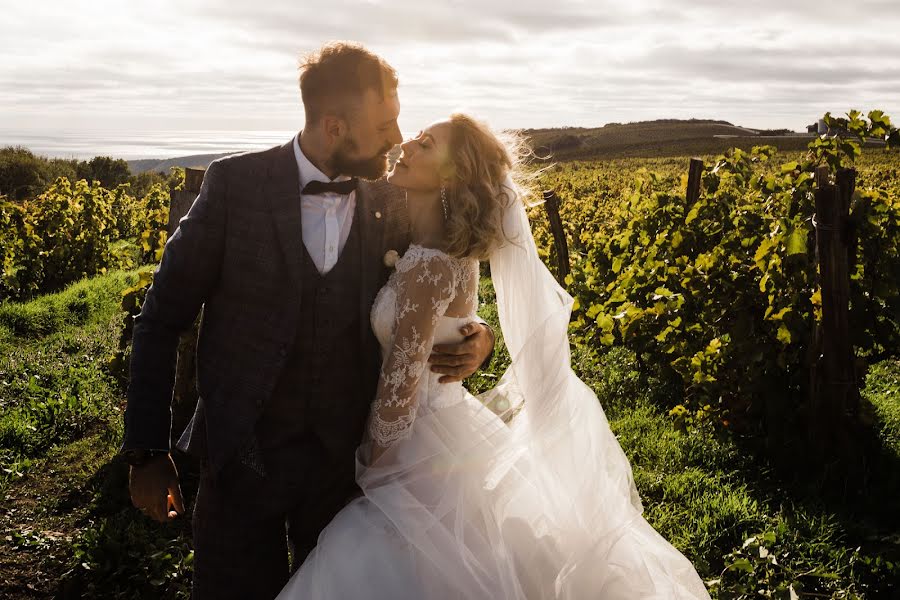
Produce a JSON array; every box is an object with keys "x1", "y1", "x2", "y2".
[
  {"x1": 862, "y1": 359, "x2": 900, "y2": 457},
  {"x1": 0, "y1": 269, "x2": 898, "y2": 598},
  {"x1": 0, "y1": 266, "x2": 197, "y2": 599},
  {"x1": 0, "y1": 269, "x2": 142, "y2": 492}
]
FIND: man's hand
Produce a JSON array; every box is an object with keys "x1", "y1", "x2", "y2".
[
  {"x1": 429, "y1": 322, "x2": 494, "y2": 384},
  {"x1": 128, "y1": 454, "x2": 186, "y2": 523}
]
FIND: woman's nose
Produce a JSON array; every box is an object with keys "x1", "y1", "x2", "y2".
[{"x1": 399, "y1": 139, "x2": 416, "y2": 155}]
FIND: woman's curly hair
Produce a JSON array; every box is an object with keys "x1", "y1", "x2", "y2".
[{"x1": 441, "y1": 114, "x2": 535, "y2": 260}]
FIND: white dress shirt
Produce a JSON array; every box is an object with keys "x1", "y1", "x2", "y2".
[{"x1": 293, "y1": 134, "x2": 357, "y2": 275}]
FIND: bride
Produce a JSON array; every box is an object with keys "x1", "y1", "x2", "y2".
[{"x1": 276, "y1": 114, "x2": 711, "y2": 599}]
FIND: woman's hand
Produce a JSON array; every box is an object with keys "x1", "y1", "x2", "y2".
[{"x1": 428, "y1": 322, "x2": 495, "y2": 383}]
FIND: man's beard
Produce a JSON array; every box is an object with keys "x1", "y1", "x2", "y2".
[{"x1": 332, "y1": 135, "x2": 392, "y2": 180}]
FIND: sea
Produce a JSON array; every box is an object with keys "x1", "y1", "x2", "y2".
[{"x1": 0, "y1": 129, "x2": 303, "y2": 161}]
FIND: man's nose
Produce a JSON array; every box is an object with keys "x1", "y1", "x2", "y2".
[{"x1": 388, "y1": 123, "x2": 403, "y2": 147}]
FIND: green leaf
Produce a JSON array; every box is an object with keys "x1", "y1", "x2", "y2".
[
  {"x1": 777, "y1": 323, "x2": 792, "y2": 344},
  {"x1": 651, "y1": 286, "x2": 673, "y2": 300},
  {"x1": 612, "y1": 257, "x2": 623, "y2": 273},
  {"x1": 766, "y1": 306, "x2": 792, "y2": 322},
  {"x1": 685, "y1": 205, "x2": 699, "y2": 225},
  {"x1": 754, "y1": 238, "x2": 773, "y2": 267},
  {"x1": 786, "y1": 225, "x2": 808, "y2": 256},
  {"x1": 726, "y1": 558, "x2": 754, "y2": 574},
  {"x1": 868, "y1": 109, "x2": 887, "y2": 125},
  {"x1": 595, "y1": 313, "x2": 614, "y2": 332},
  {"x1": 608, "y1": 288, "x2": 627, "y2": 303}
]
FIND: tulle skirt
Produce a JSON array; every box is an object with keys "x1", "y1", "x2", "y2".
[{"x1": 275, "y1": 381, "x2": 711, "y2": 600}]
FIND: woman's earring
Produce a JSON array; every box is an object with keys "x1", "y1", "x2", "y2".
[{"x1": 440, "y1": 187, "x2": 449, "y2": 221}]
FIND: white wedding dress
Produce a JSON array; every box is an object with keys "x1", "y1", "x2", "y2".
[{"x1": 275, "y1": 235, "x2": 712, "y2": 599}]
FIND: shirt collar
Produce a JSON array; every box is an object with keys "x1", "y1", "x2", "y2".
[{"x1": 293, "y1": 132, "x2": 352, "y2": 192}]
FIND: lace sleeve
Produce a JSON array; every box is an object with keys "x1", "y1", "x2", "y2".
[{"x1": 367, "y1": 252, "x2": 457, "y2": 458}]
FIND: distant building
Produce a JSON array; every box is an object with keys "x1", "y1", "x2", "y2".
[{"x1": 807, "y1": 118, "x2": 849, "y2": 136}]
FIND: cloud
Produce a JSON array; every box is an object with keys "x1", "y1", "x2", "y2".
[{"x1": 0, "y1": 0, "x2": 898, "y2": 140}]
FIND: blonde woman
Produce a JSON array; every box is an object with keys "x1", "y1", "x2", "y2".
[{"x1": 276, "y1": 114, "x2": 712, "y2": 599}]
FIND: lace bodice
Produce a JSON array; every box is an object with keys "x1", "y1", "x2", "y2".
[{"x1": 368, "y1": 244, "x2": 479, "y2": 451}]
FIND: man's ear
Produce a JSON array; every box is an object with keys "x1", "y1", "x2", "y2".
[{"x1": 322, "y1": 114, "x2": 347, "y2": 143}]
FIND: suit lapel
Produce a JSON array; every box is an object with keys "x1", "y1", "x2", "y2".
[
  {"x1": 356, "y1": 180, "x2": 387, "y2": 353},
  {"x1": 266, "y1": 139, "x2": 304, "y2": 299}
]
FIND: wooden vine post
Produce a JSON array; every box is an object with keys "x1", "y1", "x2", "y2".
[
  {"x1": 686, "y1": 157, "x2": 704, "y2": 204},
  {"x1": 808, "y1": 165, "x2": 862, "y2": 466},
  {"x1": 166, "y1": 167, "x2": 206, "y2": 237},
  {"x1": 542, "y1": 190, "x2": 570, "y2": 286}
]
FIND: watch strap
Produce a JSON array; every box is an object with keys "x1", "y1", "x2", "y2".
[{"x1": 122, "y1": 448, "x2": 169, "y2": 466}]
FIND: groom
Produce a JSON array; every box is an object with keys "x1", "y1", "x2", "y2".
[{"x1": 119, "y1": 42, "x2": 495, "y2": 599}]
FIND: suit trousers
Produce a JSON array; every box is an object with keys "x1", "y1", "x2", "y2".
[{"x1": 190, "y1": 433, "x2": 361, "y2": 600}]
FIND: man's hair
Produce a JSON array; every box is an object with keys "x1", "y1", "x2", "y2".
[{"x1": 298, "y1": 42, "x2": 398, "y2": 123}]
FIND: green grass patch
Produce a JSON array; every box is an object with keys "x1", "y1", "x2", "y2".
[
  {"x1": 0, "y1": 268, "x2": 141, "y2": 493},
  {"x1": 862, "y1": 359, "x2": 900, "y2": 458},
  {"x1": 0, "y1": 270, "x2": 136, "y2": 339}
]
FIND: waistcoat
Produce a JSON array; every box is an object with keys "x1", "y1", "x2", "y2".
[{"x1": 251, "y1": 200, "x2": 368, "y2": 475}]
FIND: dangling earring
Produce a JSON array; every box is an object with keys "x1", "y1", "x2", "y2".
[{"x1": 440, "y1": 186, "x2": 449, "y2": 221}]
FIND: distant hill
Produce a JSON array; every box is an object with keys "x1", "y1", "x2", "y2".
[
  {"x1": 523, "y1": 118, "x2": 818, "y2": 160},
  {"x1": 128, "y1": 152, "x2": 236, "y2": 174},
  {"x1": 125, "y1": 119, "x2": 825, "y2": 173}
]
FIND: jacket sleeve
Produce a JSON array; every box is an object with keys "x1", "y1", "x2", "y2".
[
  {"x1": 120, "y1": 159, "x2": 227, "y2": 453},
  {"x1": 367, "y1": 254, "x2": 456, "y2": 458}
]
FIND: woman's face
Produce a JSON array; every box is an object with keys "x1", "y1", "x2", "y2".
[{"x1": 386, "y1": 120, "x2": 452, "y2": 192}]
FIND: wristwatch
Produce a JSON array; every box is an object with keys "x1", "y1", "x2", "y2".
[{"x1": 121, "y1": 448, "x2": 169, "y2": 466}]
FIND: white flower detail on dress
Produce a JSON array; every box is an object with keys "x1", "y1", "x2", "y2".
[{"x1": 367, "y1": 246, "x2": 462, "y2": 450}]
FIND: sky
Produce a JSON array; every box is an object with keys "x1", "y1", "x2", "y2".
[{"x1": 2, "y1": 0, "x2": 899, "y2": 141}]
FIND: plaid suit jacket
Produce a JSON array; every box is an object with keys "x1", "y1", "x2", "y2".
[{"x1": 120, "y1": 139, "x2": 410, "y2": 477}]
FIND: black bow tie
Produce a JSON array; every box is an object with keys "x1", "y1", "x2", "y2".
[{"x1": 301, "y1": 178, "x2": 358, "y2": 196}]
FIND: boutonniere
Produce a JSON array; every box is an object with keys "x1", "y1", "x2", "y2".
[{"x1": 383, "y1": 249, "x2": 399, "y2": 268}]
